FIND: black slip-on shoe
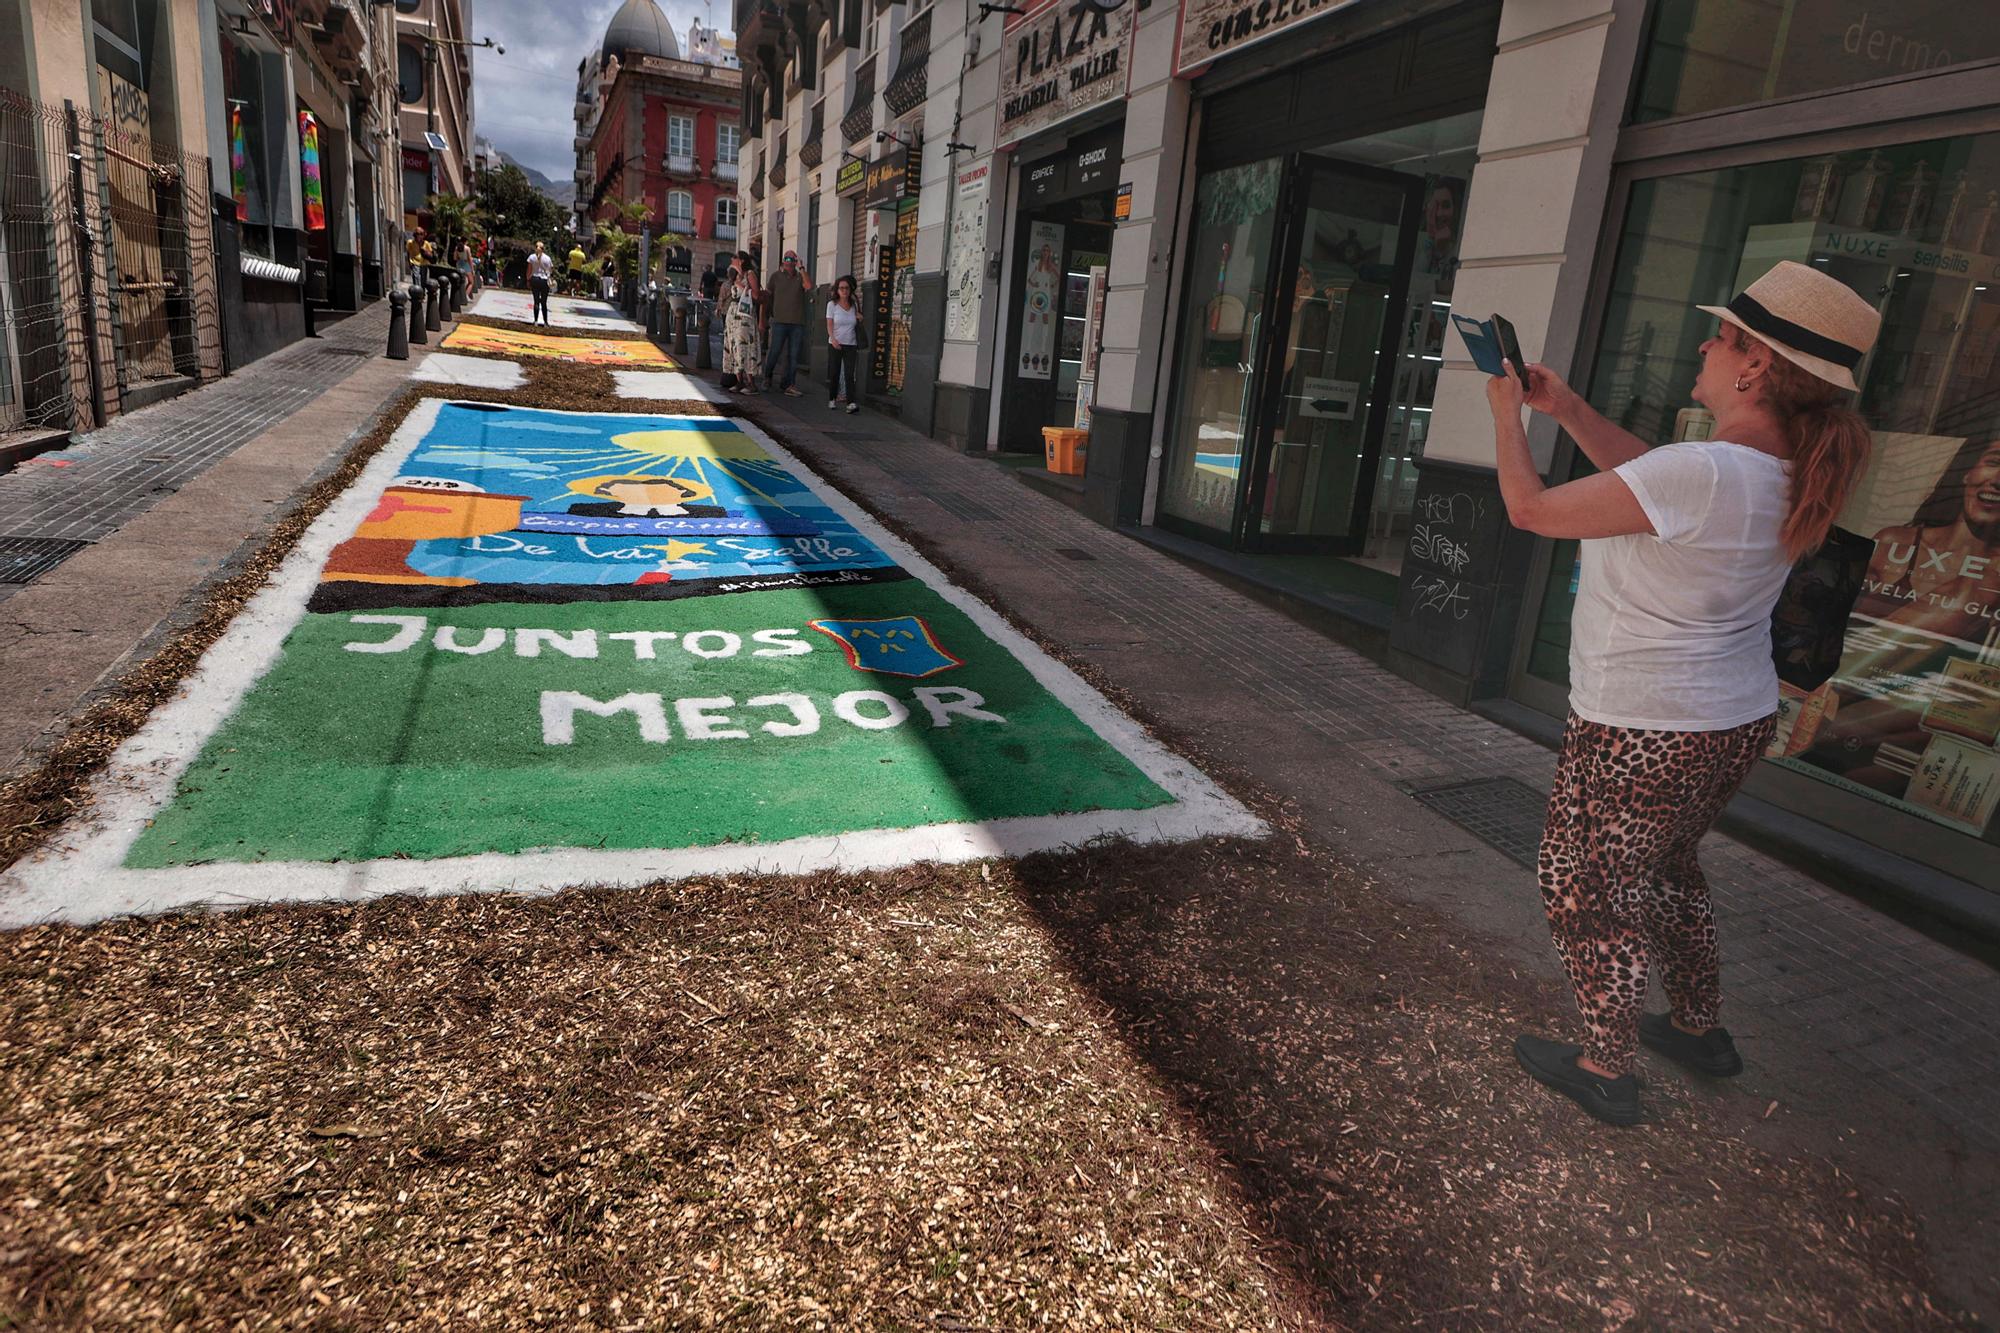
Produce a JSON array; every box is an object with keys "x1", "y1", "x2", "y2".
[
  {"x1": 1514, "y1": 1034, "x2": 1644, "y2": 1127},
  {"x1": 1639, "y1": 1013, "x2": 1744, "y2": 1077}
]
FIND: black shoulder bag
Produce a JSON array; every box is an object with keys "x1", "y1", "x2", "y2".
[{"x1": 1770, "y1": 526, "x2": 1874, "y2": 691}]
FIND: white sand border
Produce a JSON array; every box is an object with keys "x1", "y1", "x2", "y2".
[
  {"x1": 0, "y1": 399, "x2": 1262, "y2": 929},
  {"x1": 410, "y1": 352, "x2": 526, "y2": 389}
]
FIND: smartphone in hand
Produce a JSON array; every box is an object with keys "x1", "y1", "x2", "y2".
[
  {"x1": 1453, "y1": 312, "x2": 1535, "y2": 391},
  {"x1": 1490, "y1": 313, "x2": 1533, "y2": 391}
]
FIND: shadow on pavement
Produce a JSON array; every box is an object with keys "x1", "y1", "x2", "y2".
[{"x1": 1006, "y1": 834, "x2": 1949, "y2": 1327}]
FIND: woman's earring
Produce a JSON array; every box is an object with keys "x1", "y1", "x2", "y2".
[{"x1": 1735, "y1": 376, "x2": 1750, "y2": 392}]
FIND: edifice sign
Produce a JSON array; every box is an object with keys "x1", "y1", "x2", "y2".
[
  {"x1": 998, "y1": 0, "x2": 1134, "y2": 146},
  {"x1": 1175, "y1": 0, "x2": 1362, "y2": 75}
]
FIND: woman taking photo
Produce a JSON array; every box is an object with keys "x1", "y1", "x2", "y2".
[
  {"x1": 721, "y1": 252, "x2": 762, "y2": 395},
  {"x1": 825, "y1": 274, "x2": 864, "y2": 414},
  {"x1": 1487, "y1": 261, "x2": 1879, "y2": 1126}
]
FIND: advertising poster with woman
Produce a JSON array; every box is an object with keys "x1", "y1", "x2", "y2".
[
  {"x1": 1770, "y1": 434, "x2": 2000, "y2": 839},
  {"x1": 1017, "y1": 222, "x2": 1063, "y2": 380}
]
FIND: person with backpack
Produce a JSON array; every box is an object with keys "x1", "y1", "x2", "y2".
[{"x1": 1487, "y1": 262, "x2": 1880, "y2": 1126}]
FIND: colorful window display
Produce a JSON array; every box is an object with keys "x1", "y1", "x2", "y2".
[{"x1": 298, "y1": 109, "x2": 326, "y2": 231}]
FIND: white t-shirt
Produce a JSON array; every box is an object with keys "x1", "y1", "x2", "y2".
[
  {"x1": 828, "y1": 302, "x2": 859, "y2": 346},
  {"x1": 1568, "y1": 440, "x2": 1793, "y2": 732},
  {"x1": 528, "y1": 252, "x2": 554, "y2": 281}
]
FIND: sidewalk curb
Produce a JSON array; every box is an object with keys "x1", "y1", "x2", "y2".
[{"x1": 0, "y1": 354, "x2": 415, "y2": 780}]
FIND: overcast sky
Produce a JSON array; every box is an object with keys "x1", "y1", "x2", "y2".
[{"x1": 470, "y1": 0, "x2": 726, "y2": 181}]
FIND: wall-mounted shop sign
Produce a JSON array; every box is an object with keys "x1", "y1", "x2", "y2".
[
  {"x1": 1114, "y1": 182, "x2": 1132, "y2": 220},
  {"x1": 1175, "y1": 0, "x2": 1364, "y2": 75},
  {"x1": 836, "y1": 155, "x2": 867, "y2": 196},
  {"x1": 1021, "y1": 125, "x2": 1124, "y2": 209},
  {"x1": 998, "y1": 0, "x2": 1135, "y2": 146},
  {"x1": 870, "y1": 240, "x2": 896, "y2": 383},
  {"x1": 864, "y1": 145, "x2": 918, "y2": 209}
]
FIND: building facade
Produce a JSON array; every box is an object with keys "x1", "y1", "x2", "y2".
[
  {"x1": 395, "y1": 0, "x2": 474, "y2": 229},
  {"x1": 217, "y1": 0, "x2": 409, "y2": 368},
  {"x1": 737, "y1": 0, "x2": 2000, "y2": 928},
  {"x1": 578, "y1": 0, "x2": 743, "y2": 280},
  {"x1": 1, "y1": 0, "x2": 415, "y2": 441}
]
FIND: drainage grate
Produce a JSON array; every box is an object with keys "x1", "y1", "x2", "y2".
[
  {"x1": 0, "y1": 536, "x2": 92, "y2": 584},
  {"x1": 317, "y1": 345, "x2": 371, "y2": 358},
  {"x1": 930, "y1": 492, "x2": 1002, "y2": 522},
  {"x1": 1406, "y1": 776, "x2": 1548, "y2": 868},
  {"x1": 1053, "y1": 547, "x2": 1096, "y2": 562}
]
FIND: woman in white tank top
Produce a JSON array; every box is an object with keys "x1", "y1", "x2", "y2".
[{"x1": 1485, "y1": 262, "x2": 1881, "y2": 1126}]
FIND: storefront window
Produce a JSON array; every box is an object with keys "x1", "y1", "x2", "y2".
[
  {"x1": 1635, "y1": 0, "x2": 1998, "y2": 122},
  {"x1": 1158, "y1": 158, "x2": 1282, "y2": 533},
  {"x1": 1528, "y1": 127, "x2": 2000, "y2": 862},
  {"x1": 220, "y1": 30, "x2": 275, "y2": 248}
]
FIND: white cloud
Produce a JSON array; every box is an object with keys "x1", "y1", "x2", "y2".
[{"x1": 471, "y1": 0, "x2": 729, "y2": 182}]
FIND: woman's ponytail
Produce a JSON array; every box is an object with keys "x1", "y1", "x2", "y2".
[{"x1": 1739, "y1": 328, "x2": 1874, "y2": 562}]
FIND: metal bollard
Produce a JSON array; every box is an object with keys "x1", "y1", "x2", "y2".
[
  {"x1": 387, "y1": 286, "x2": 409, "y2": 360},
  {"x1": 408, "y1": 280, "x2": 428, "y2": 345},
  {"x1": 695, "y1": 308, "x2": 713, "y2": 370},
  {"x1": 673, "y1": 306, "x2": 689, "y2": 356},
  {"x1": 425, "y1": 277, "x2": 442, "y2": 333},
  {"x1": 449, "y1": 271, "x2": 465, "y2": 314}
]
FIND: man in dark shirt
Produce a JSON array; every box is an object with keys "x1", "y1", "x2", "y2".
[{"x1": 762, "y1": 250, "x2": 813, "y2": 398}]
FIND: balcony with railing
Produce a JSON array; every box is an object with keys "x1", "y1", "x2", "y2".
[
  {"x1": 798, "y1": 100, "x2": 825, "y2": 169},
  {"x1": 714, "y1": 220, "x2": 738, "y2": 241},
  {"x1": 717, "y1": 156, "x2": 741, "y2": 182},
  {"x1": 883, "y1": 6, "x2": 931, "y2": 115},
  {"x1": 840, "y1": 56, "x2": 875, "y2": 144}
]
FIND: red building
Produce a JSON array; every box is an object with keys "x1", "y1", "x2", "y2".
[{"x1": 585, "y1": 0, "x2": 743, "y2": 280}]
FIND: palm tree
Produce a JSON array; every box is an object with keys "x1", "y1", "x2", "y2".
[{"x1": 426, "y1": 191, "x2": 483, "y2": 271}]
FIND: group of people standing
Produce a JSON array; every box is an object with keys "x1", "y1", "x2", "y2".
[{"x1": 716, "y1": 249, "x2": 867, "y2": 414}]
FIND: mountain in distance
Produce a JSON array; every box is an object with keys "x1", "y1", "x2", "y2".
[{"x1": 496, "y1": 148, "x2": 575, "y2": 207}]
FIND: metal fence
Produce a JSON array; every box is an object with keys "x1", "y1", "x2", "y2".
[
  {"x1": 0, "y1": 85, "x2": 221, "y2": 437},
  {"x1": 87, "y1": 100, "x2": 221, "y2": 402},
  {"x1": 0, "y1": 88, "x2": 92, "y2": 433}
]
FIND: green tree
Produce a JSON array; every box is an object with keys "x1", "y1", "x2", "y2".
[
  {"x1": 597, "y1": 198, "x2": 655, "y2": 286},
  {"x1": 471, "y1": 164, "x2": 566, "y2": 242},
  {"x1": 426, "y1": 191, "x2": 482, "y2": 265}
]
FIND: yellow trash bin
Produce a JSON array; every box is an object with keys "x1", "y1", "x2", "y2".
[{"x1": 1042, "y1": 427, "x2": 1089, "y2": 476}]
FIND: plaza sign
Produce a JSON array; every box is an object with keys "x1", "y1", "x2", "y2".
[
  {"x1": 1174, "y1": 0, "x2": 1364, "y2": 75},
  {"x1": 997, "y1": 0, "x2": 1134, "y2": 147}
]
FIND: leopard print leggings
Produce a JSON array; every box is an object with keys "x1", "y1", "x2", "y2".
[{"x1": 1538, "y1": 712, "x2": 1776, "y2": 1075}]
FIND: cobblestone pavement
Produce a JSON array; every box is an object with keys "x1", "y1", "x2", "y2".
[
  {"x1": 748, "y1": 393, "x2": 2000, "y2": 1168},
  {"x1": 0, "y1": 304, "x2": 392, "y2": 591}
]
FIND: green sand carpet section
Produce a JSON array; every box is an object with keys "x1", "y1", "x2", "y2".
[{"x1": 127, "y1": 581, "x2": 1170, "y2": 866}]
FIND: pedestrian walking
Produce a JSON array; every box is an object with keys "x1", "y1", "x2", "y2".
[
  {"x1": 527, "y1": 242, "x2": 555, "y2": 326},
  {"x1": 825, "y1": 274, "x2": 865, "y2": 415},
  {"x1": 720, "y1": 251, "x2": 761, "y2": 395},
  {"x1": 567, "y1": 241, "x2": 588, "y2": 297},
  {"x1": 1488, "y1": 261, "x2": 1880, "y2": 1126},
  {"x1": 763, "y1": 250, "x2": 812, "y2": 398}
]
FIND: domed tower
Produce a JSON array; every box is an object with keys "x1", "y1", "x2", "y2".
[{"x1": 601, "y1": 0, "x2": 680, "y2": 61}]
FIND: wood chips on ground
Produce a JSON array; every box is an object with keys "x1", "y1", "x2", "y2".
[
  {"x1": 0, "y1": 350, "x2": 1972, "y2": 1330},
  {"x1": 2, "y1": 869, "x2": 1310, "y2": 1329}
]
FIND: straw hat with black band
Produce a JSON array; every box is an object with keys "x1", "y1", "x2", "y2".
[{"x1": 1695, "y1": 260, "x2": 1881, "y2": 392}]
